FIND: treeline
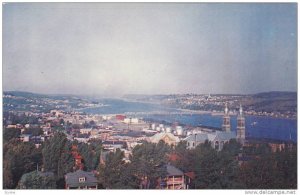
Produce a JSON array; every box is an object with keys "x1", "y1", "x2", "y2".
[
  {"x1": 98, "y1": 141, "x2": 171, "y2": 189},
  {"x1": 97, "y1": 140, "x2": 297, "y2": 189},
  {"x1": 171, "y1": 140, "x2": 297, "y2": 189},
  {"x1": 3, "y1": 131, "x2": 297, "y2": 189},
  {"x1": 3, "y1": 132, "x2": 101, "y2": 189}
]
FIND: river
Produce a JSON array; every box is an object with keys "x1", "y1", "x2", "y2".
[{"x1": 80, "y1": 98, "x2": 297, "y2": 142}]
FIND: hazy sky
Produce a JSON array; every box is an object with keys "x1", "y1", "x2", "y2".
[{"x1": 3, "y1": 3, "x2": 297, "y2": 96}]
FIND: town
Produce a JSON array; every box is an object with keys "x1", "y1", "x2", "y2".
[
  {"x1": 3, "y1": 91, "x2": 297, "y2": 189},
  {"x1": 3, "y1": 2, "x2": 297, "y2": 192}
]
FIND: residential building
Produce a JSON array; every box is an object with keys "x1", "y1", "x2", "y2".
[
  {"x1": 80, "y1": 128, "x2": 92, "y2": 134},
  {"x1": 161, "y1": 165, "x2": 186, "y2": 189},
  {"x1": 150, "y1": 132, "x2": 180, "y2": 146},
  {"x1": 65, "y1": 170, "x2": 98, "y2": 189}
]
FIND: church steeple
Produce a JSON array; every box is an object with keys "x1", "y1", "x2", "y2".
[
  {"x1": 236, "y1": 104, "x2": 246, "y2": 144},
  {"x1": 222, "y1": 103, "x2": 231, "y2": 132},
  {"x1": 239, "y1": 104, "x2": 243, "y2": 116},
  {"x1": 225, "y1": 102, "x2": 229, "y2": 115}
]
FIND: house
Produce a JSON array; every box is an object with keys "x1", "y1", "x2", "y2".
[
  {"x1": 150, "y1": 132, "x2": 180, "y2": 146},
  {"x1": 160, "y1": 165, "x2": 186, "y2": 189},
  {"x1": 184, "y1": 131, "x2": 236, "y2": 151},
  {"x1": 7, "y1": 124, "x2": 17, "y2": 128},
  {"x1": 102, "y1": 140, "x2": 125, "y2": 151},
  {"x1": 20, "y1": 134, "x2": 32, "y2": 142},
  {"x1": 74, "y1": 134, "x2": 90, "y2": 143},
  {"x1": 80, "y1": 128, "x2": 92, "y2": 134},
  {"x1": 65, "y1": 170, "x2": 98, "y2": 189},
  {"x1": 184, "y1": 172, "x2": 195, "y2": 189},
  {"x1": 116, "y1": 115, "x2": 126, "y2": 121}
]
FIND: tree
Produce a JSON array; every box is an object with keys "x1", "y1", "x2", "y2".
[
  {"x1": 77, "y1": 139, "x2": 102, "y2": 171},
  {"x1": 239, "y1": 152, "x2": 276, "y2": 189},
  {"x1": 98, "y1": 149, "x2": 138, "y2": 189},
  {"x1": 89, "y1": 120, "x2": 96, "y2": 127},
  {"x1": 274, "y1": 146, "x2": 297, "y2": 189},
  {"x1": 17, "y1": 171, "x2": 56, "y2": 189},
  {"x1": 129, "y1": 141, "x2": 170, "y2": 189},
  {"x1": 22, "y1": 127, "x2": 43, "y2": 136},
  {"x1": 3, "y1": 139, "x2": 42, "y2": 189},
  {"x1": 239, "y1": 144, "x2": 297, "y2": 189},
  {"x1": 194, "y1": 140, "x2": 242, "y2": 189},
  {"x1": 3, "y1": 128, "x2": 21, "y2": 143},
  {"x1": 42, "y1": 132, "x2": 74, "y2": 188},
  {"x1": 171, "y1": 141, "x2": 196, "y2": 173}
]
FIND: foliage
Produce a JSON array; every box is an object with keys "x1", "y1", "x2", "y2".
[
  {"x1": 3, "y1": 139, "x2": 43, "y2": 189},
  {"x1": 171, "y1": 141, "x2": 196, "y2": 173},
  {"x1": 194, "y1": 140, "x2": 243, "y2": 189},
  {"x1": 17, "y1": 171, "x2": 56, "y2": 189},
  {"x1": 42, "y1": 132, "x2": 74, "y2": 188},
  {"x1": 98, "y1": 149, "x2": 139, "y2": 189},
  {"x1": 239, "y1": 144, "x2": 297, "y2": 189},
  {"x1": 22, "y1": 127, "x2": 43, "y2": 136},
  {"x1": 129, "y1": 141, "x2": 171, "y2": 189},
  {"x1": 77, "y1": 139, "x2": 102, "y2": 171},
  {"x1": 3, "y1": 128, "x2": 21, "y2": 143},
  {"x1": 4, "y1": 112, "x2": 39, "y2": 125}
]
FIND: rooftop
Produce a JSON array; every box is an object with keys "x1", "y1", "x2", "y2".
[
  {"x1": 166, "y1": 164, "x2": 184, "y2": 176},
  {"x1": 65, "y1": 170, "x2": 97, "y2": 188}
]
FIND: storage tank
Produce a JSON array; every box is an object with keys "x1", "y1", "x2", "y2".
[
  {"x1": 176, "y1": 126, "x2": 183, "y2": 136},
  {"x1": 151, "y1": 124, "x2": 156, "y2": 130},
  {"x1": 166, "y1": 127, "x2": 172, "y2": 133}
]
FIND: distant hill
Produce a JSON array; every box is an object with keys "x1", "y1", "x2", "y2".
[
  {"x1": 4, "y1": 91, "x2": 49, "y2": 98},
  {"x1": 3, "y1": 91, "x2": 297, "y2": 117},
  {"x1": 244, "y1": 91, "x2": 297, "y2": 113},
  {"x1": 253, "y1": 91, "x2": 296, "y2": 99}
]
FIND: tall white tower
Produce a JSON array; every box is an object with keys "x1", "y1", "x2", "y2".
[
  {"x1": 236, "y1": 104, "x2": 246, "y2": 144},
  {"x1": 222, "y1": 103, "x2": 231, "y2": 132}
]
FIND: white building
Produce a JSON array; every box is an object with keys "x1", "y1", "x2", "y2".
[
  {"x1": 184, "y1": 131, "x2": 236, "y2": 151},
  {"x1": 79, "y1": 128, "x2": 92, "y2": 134}
]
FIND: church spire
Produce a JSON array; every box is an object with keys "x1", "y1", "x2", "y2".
[
  {"x1": 225, "y1": 102, "x2": 229, "y2": 115},
  {"x1": 239, "y1": 104, "x2": 243, "y2": 116},
  {"x1": 222, "y1": 102, "x2": 231, "y2": 132},
  {"x1": 236, "y1": 103, "x2": 246, "y2": 144}
]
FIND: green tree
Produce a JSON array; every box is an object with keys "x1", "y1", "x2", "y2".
[
  {"x1": 130, "y1": 141, "x2": 170, "y2": 189},
  {"x1": 239, "y1": 152, "x2": 276, "y2": 189},
  {"x1": 274, "y1": 146, "x2": 297, "y2": 189},
  {"x1": 3, "y1": 128, "x2": 21, "y2": 143},
  {"x1": 17, "y1": 171, "x2": 56, "y2": 189},
  {"x1": 239, "y1": 144, "x2": 297, "y2": 189},
  {"x1": 98, "y1": 149, "x2": 138, "y2": 189},
  {"x1": 3, "y1": 139, "x2": 42, "y2": 189},
  {"x1": 194, "y1": 140, "x2": 242, "y2": 189},
  {"x1": 77, "y1": 139, "x2": 102, "y2": 171},
  {"x1": 42, "y1": 132, "x2": 74, "y2": 188},
  {"x1": 171, "y1": 141, "x2": 196, "y2": 173},
  {"x1": 22, "y1": 127, "x2": 43, "y2": 136}
]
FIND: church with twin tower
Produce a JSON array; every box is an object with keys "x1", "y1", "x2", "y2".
[{"x1": 222, "y1": 103, "x2": 246, "y2": 144}]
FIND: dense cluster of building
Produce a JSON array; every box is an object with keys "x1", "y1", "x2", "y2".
[{"x1": 5, "y1": 101, "x2": 294, "y2": 190}]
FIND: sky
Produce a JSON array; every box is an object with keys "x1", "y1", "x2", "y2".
[{"x1": 3, "y1": 3, "x2": 297, "y2": 96}]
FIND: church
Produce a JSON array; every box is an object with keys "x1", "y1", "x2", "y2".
[{"x1": 184, "y1": 103, "x2": 246, "y2": 151}]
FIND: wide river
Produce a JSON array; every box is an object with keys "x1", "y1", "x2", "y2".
[{"x1": 81, "y1": 99, "x2": 297, "y2": 142}]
